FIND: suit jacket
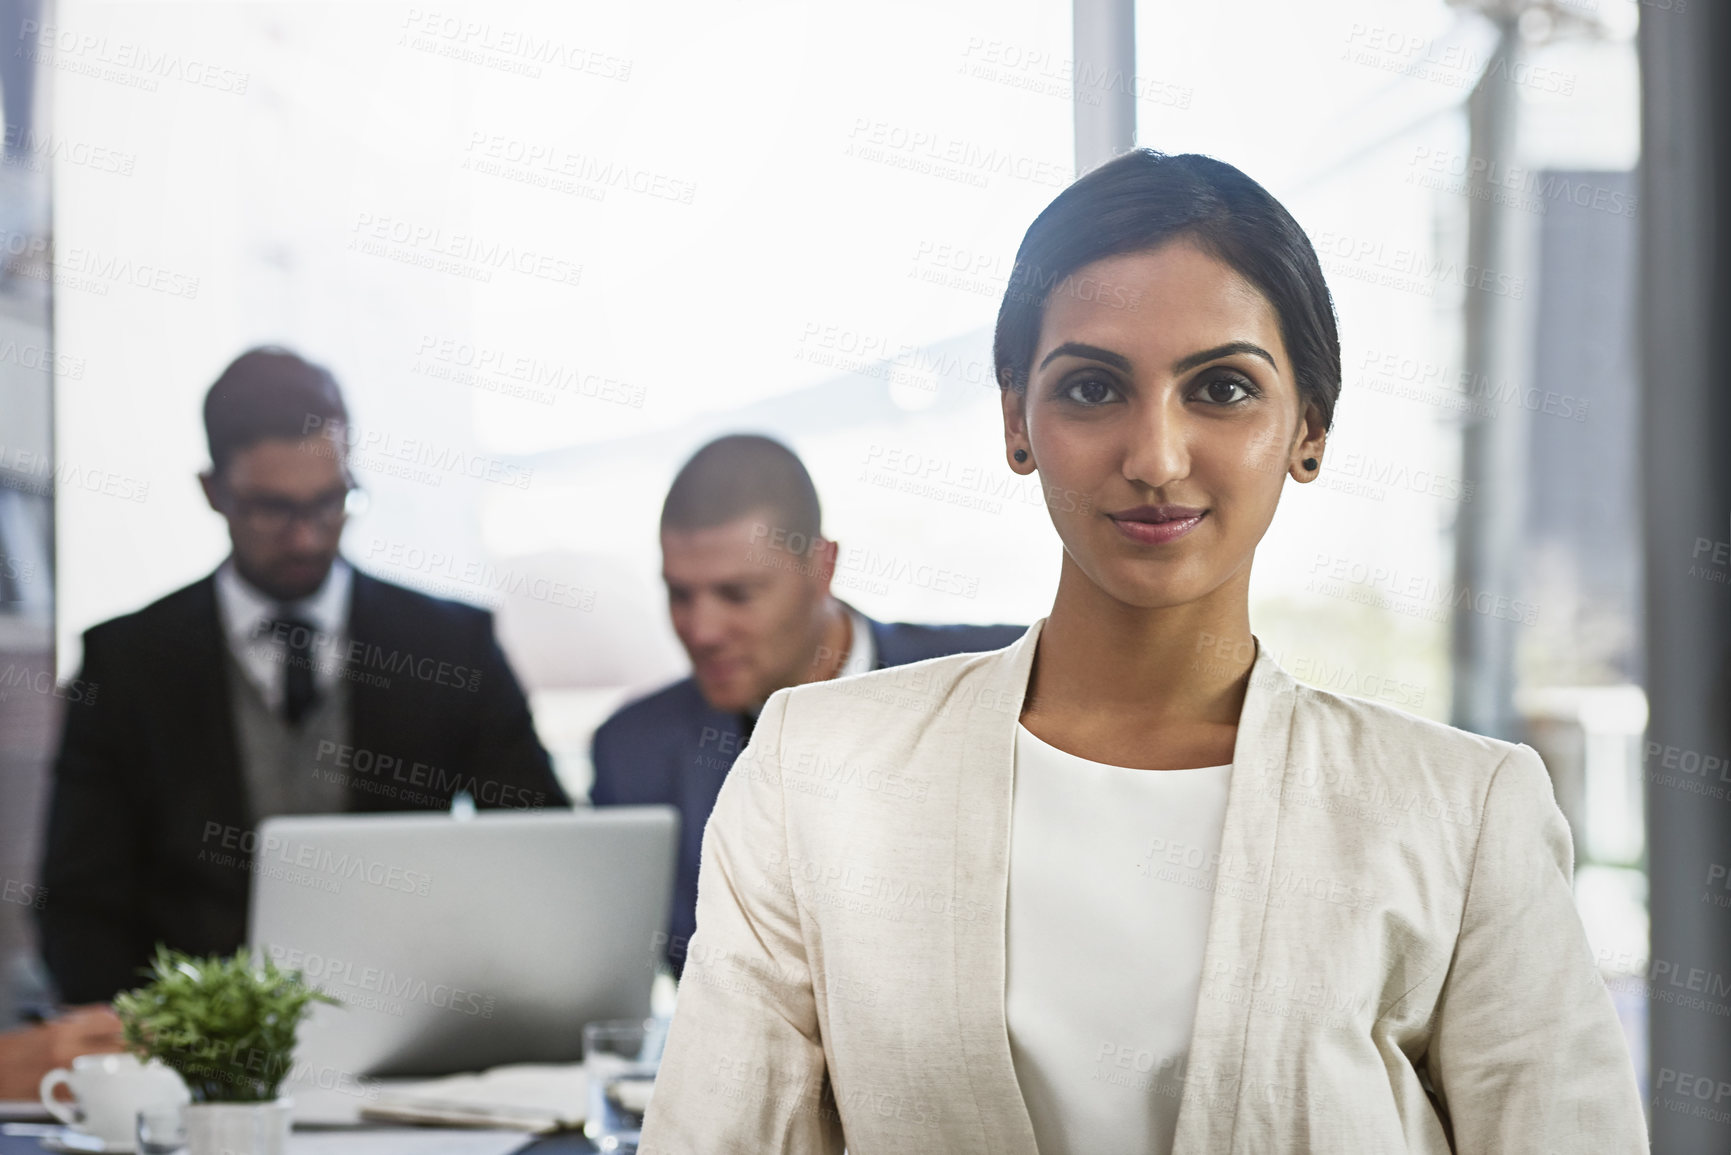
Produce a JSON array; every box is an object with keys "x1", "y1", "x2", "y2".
[
  {"x1": 639, "y1": 619, "x2": 1647, "y2": 1154},
  {"x1": 589, "y1": 616, "x2": 1024, "y2": 976},
  {"x1": 37, "y1": 566, "x2": 569, "y2": 1003}
]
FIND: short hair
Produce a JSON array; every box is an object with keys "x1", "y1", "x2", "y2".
[
  {"x1": 203, "y1": 347, "x2": 348, "y2": 475},
  {"x1": 992, "y1": 149, "x2": 1342, "y2": 431},
  {"x1": 661, "y1": 435, "x2": 822, "y2": 545}
]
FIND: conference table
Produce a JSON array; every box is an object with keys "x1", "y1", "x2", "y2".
[
  {"x1": 3, "y1": 1071, "x2": 613, "y2": 1153},
  {"x1": 0, "y1": 1129, "x2": 602, "y2": 1153}
]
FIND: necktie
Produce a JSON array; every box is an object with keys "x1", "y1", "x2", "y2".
[{"x1": 270, "y1": 614, "x2": 319, "y2": 726}]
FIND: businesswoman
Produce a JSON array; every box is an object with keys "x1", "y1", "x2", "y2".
[{"x1": 638, "y1": 151, "x2": 1646, "y2": 1154}]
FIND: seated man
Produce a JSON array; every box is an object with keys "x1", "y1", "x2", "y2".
[
  {"x1": 590, "y1": 434, "x2": 1022, "y2": 976},
  {"x1": 38, "y1": 347, "x2": 568, "y2": 1003}
]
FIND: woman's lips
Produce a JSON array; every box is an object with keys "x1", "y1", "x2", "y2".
[{"x1": 1109, "y1": 509, "x2": 1207, "y2": 545}]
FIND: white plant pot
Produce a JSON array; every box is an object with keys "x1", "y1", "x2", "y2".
[{"x1": 184, "y1": 1098, "x2": 293, "y2": 1155}]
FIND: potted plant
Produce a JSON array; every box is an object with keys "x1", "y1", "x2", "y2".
[{"x1": 114, "y1": 946, "x2": 337, "y2": 1155}]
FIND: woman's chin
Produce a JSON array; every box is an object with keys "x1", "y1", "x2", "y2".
[{"x1": 1088, "y1": 569, "x2": 1214, "y2": 612}]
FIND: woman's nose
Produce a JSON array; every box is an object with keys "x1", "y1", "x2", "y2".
[{"x1": 1121, "y1": 397, "x2": 1191, "y2": 490}]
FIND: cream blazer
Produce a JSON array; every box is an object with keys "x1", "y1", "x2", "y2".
[{"x1": 638, "y1": 620, "x2": 1647, "y2": 1153}]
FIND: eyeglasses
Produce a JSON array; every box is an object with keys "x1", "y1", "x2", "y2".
[{"x1": 222, "y1": 481, "x2": 366, "y2": 535}]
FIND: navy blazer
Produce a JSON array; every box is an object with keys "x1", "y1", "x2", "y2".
[
  {"x1": 589, "y1": 615, "x2": 1025, "y2": 975},
  {"x1": 37, "y1": 566, "x2": 569, "y2": 1003}
]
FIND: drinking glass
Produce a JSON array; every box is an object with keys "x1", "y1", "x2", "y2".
[
  {"x1": 583, "y1": 1018, "x2": 667, "y2": 1153},
  {"x1": 136, "y1": 1102, "x2": 188, "y2": 1155}
]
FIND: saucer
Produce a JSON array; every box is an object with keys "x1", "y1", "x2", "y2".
[{"x1": 39, "y1": 1127, "x2": 132, "y2": 1153}]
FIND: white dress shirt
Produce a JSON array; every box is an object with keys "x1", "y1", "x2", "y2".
[
  {"x1": 1005, "y1": 723, "x2": 1233, "y2": 1155},
  {"x1": 213, "y1": 557, "x2": 352, "y2": 715},
  {"x1": 837, "y1": 605, "x2": 876, "y2": 679}
]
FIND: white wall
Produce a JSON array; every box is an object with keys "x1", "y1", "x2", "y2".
[{"x1": 50, "y1": 0, "x2": 1637, "y2": 729}]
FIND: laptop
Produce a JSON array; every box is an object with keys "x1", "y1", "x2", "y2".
[{"x1": 247, "y1": 806, "x2": 678, "y2": 1083}]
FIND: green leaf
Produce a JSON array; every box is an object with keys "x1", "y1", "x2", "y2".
[{"x1": 112, "y1": 945, "x2": 340, "y2": 1102}]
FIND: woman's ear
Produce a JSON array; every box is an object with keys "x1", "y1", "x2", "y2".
[
  {"x1": 1289, "y1": 402, "x2": 1328, "y2": 482},
  {"x1": 1000, "y1": 382, "x2": 1035, "y2": 474}
]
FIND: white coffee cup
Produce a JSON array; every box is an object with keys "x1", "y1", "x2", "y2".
[{"x1": 39, "y1": 1052, "x2": 190, "y2": 1149}]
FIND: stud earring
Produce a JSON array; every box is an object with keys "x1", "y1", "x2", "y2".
[
  {"x1": 1014, "y1": 449, "x2": 1028, "y2": 463},
  {"x1": 1302, "y1": 457, "x2": 1317, "y2": 471}
]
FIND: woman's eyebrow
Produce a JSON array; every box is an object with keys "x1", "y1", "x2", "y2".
[
  {"x1": 1172, "y1": 341, "x2": 1276, "y2": 374},
  {"x1": 1037, "y1": 342, "x2": 1132, "y2": 372},
  {"x1": 1036, "y1": 340, "x2": 1277, "y2": 375}
]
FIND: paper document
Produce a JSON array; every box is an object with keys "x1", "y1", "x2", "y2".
[{"x1": 361, "y1": 1063, "x2": 589, "y2": 1133}]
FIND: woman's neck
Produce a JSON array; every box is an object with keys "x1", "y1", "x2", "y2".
[{"x1": 1025, "y1": 556, "x2": 1256, "y2": 734}]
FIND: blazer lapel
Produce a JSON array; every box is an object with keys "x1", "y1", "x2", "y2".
[
  {"x1": 1170, "y1": 638, "x2": 1300, "y2": 1153},
  {"x1": 947, "y1": 621, "x2": 1302, "y2": 1155},
  {"x1": 345, "y1": 571, "x2": 391, "y2": 811},
  {"x1": 950, "y1": 620, "x2": 1043, "y2": 1155},
  {"x1": 183, "y1": 576, "x2": 249, "y2": 831}
]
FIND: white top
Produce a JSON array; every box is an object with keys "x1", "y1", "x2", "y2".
[
  {"x1": 214, "y1": 556, "x2": 352, "y2": 713},
  {"x1": 836, "y1": 605, "x2": 876, "y2": 679},
  {"x1": 1005, "y1": 723, "x2": 1234, "y2": 1155}
]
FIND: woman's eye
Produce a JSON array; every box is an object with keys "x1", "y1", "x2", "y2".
[
  {"x1": 1062, "y1": 375, "x2": 1119, "y2": 405},
  {"x1": 1197, "y1": 374, "x2": 1258, "y2": 405}
]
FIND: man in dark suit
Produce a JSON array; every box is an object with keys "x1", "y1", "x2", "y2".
[
  {"x1": 590, "y1": 434, "x2": 1021, "y2": 976},
  {"x1": 37, "y1": 348, "x2": 568, "y2": 1003}
]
